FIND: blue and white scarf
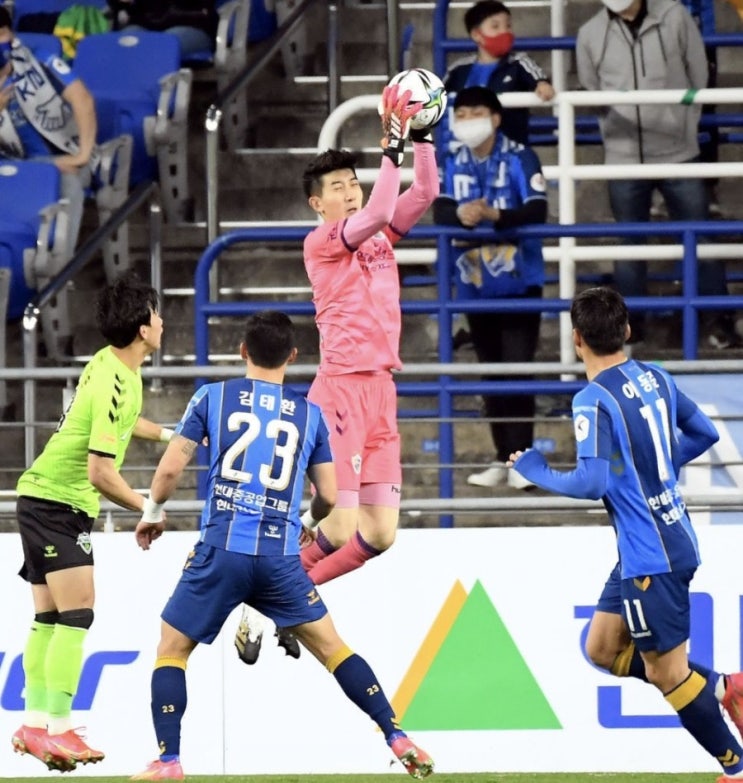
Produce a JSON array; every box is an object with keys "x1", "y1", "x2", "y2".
[{"x1": 0, "y1": 39, "x2": 82, "y2": 159}]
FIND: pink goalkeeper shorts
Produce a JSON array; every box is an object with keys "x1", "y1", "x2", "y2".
[{"x1": 308, "y1": 371, "x2": 402, "y2": 492}]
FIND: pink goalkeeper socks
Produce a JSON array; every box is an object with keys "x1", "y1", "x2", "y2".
[
  {"x1": 307, "y1": 531, "x2": 382, "y2": 585},
  {"x1": 300, "y1": 529, "x2": 337, "y2": 571}
]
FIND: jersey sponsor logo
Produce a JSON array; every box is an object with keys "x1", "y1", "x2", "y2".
[
  {"x1": 351, "y1": 453, "x2": 362, "y2": 475},
  {"x1": 574, "y1": 414, "x2": 590, "y2": 442},
  {"x1": 530, "y1": 172, "x2": 546, "y2": 192}
]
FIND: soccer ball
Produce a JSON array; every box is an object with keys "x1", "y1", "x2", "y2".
[{"x1": 385, "y1": 68, "x2": 448, "y2": 131}]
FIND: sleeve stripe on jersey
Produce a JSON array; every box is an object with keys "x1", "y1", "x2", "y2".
[
  {"x1": 108, "y1": 374, "x2": 125, "y2": 424},
  {"x1": 514, "y1": 52, "x2": 547, "y2": 81}
]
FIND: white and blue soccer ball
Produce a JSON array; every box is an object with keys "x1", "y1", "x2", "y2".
[{"x1": 386, "y1": 67, "x2": 448, "y2": 131}]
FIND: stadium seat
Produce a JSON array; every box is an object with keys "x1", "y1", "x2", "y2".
[
  {"x1": 74, "y1": 30, "x2": 192, "y2": 222},
  {"x1": 185, "y1": 0, "x2": 251, "y2": 149},
  {"x1": 0, "y1": 160, "x2": 69, "y2": 403},
  {"x1": 14, "y1": 30, "x2": 63, "y2": 57}
]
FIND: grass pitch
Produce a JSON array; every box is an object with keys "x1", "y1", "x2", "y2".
[{"x1": 0, "y1": 775, "x2": 719, "y2": 782}]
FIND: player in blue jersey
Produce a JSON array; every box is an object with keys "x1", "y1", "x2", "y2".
[
  {"x1": 130, "y1": 311, "x2": 434, "y2": 781},
  {"x1": 509, "y1": 287, "x2": 743, "y2": 783},
  {"x1": 435, "y1": 85, "x2": 546, "y2": 489}
]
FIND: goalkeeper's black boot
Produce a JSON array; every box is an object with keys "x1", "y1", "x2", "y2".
[{"x1": 275, "y1": 627, "x2": 301, "y2": 659}]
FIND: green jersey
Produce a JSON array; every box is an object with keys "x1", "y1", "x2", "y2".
[{"x1": 17, "y1": 347, "x2": 143, "y2": 518}]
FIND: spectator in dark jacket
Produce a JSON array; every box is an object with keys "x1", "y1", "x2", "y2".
[{"x1": 440, "y1": 0, "x2": 554, "y2": 151}]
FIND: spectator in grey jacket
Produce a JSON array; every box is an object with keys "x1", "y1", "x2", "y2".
[{"x1": 576, "y1": 0, "x2": 737, "y2": 349}]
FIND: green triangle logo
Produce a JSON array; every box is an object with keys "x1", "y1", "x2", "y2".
[{"x1": 395, "y1": 580, "x2": 562, "y2": 730}]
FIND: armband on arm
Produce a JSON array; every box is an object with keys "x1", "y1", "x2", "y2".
[{"x1": 159, "y1": 427, "x2": 174, "y2": 443}]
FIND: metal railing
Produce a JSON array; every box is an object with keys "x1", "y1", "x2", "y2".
[
  {"x1": 191, "y1": 222, "x2": 743, "y2": 524},
  {"x1": 315, "y1": 86, "x2": 743, "y2": 367},
  {"x1": 19, "y1": 182, "x2": 163, "y2": 467}
]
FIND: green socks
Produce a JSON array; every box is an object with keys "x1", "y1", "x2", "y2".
[
  {"x1": 22, "y1": 620, "x2": 55, "y2": 713},
  {"x1": 45, "y1": 624, "x2": 88, "y2": 718}
]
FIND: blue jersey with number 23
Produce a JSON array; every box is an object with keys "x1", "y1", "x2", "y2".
[{"x1": 176, "y1": 378, "x2": 333, "y2": 557}]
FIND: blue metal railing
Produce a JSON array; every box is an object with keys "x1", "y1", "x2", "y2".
[{"x1": 193, "y1": 220, "x2": 743, "y2": 525}]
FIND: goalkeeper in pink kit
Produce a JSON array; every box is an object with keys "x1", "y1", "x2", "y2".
[
  {"x1": 298, "y1": 84, "x2": 440, "y2": 583},
  {"x1": 234, "y1": 84, "x2": 440, "y2": 663}
]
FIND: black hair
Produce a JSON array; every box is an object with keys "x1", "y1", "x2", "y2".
[
  {"x1": 453, "y1": 85, "x2": 503, "y2": 114},
  {"x1": 570, "y1": 287, "x2": 629, "y2": 356},
  {"x1": 0, "y1": 7, "x2": 12, "y2": 29},
  {"x1": 96, "y1": 272, "x2": 159, "y2": 348},
  {"x1": 302, "y1": 148, "x2": 358, "y2": 198},
  {"x1": 243, "y1": 310, "x2": 295, "y2": 369},
  {"x1": 464, "y1": 0, "x2": 511, "y2": 32}
]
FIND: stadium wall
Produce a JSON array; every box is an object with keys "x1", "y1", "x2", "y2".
[{"x1": 1, "y1": 526, "x2": 741, "y2": 776}]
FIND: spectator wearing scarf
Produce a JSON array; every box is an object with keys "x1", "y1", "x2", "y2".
[{"x1": 0, "y1": 6, "x2": 97, "y2": 261}]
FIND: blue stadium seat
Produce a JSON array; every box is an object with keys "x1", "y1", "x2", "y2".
[
  {"x1": 74, "y1": 30, "x2": 192, "y2": 222},
  {"x1": 15, "y1": 30, "x2": 63, "y2": 57},
  {"x1": 0, "y1": 159, "x2": 71, "y2": 365},
  {"x1": 0, "y1": 160, "x2": 64, "y2": 319}
]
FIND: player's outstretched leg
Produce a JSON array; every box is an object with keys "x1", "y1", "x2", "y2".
[
  {"x1": 234, "y1": 605, "x2": 264, "y2": 665},
  {"x1": 722, "y1": 672, "x2": 743, "y2": 739},
  {"x1": 46, "y1": 728, "x2": 105, "y2": 766},
  {"x1": 131, "y1": 758, "x2": 185, "y2": 780},
  {"x1": 389, "y1": 734, "x2": 435, "y2": 780},
  {"x1": 11, "y1": 725, "x2": 77, "y2": 772}
]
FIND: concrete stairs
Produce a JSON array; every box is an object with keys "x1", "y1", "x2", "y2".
[{"x1": 1, "y1": 0, "x2": 742, "y2": 530}]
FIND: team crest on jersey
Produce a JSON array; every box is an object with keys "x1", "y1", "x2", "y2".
[
  {"x1": 530, "y1": 172, "x2": 546, "y2": 192},
  {"x1": 76, "y1": 532, "x2": 92, "y2": 555},
  {"x1": 351, "y1": 453, "x2": 362, "y2": 475},
  {"x1": 574, "y1": 414, "x2": 590, "y2": 442}
]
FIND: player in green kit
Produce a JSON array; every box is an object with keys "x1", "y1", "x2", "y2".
[{"x1": 12, "y1": 273, "x2": 171, "y2": 772}]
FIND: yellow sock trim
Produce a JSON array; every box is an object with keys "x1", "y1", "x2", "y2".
[
  {"x1": 665, "y1": 670, "x2": 706, "y2": 711},
  {"x1": 325, "y1": 645, "x2": 354, "y2": 674},
  {"x1": 610, "y1": 643, "x2": 636, "y2": 677},
  {"x1": 154, "y1": 656, "x2": 187, "y2": 671}
]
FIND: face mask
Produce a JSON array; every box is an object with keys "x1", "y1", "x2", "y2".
[
  {"x1": 480, "y1": 31, "x2": 514, "y2": 58},
  {"x1": 452, "y1": 117, "x2": 494, "y2": 148},
  {"x1": 0, "y1": 41, "x2": 12, "y2": 68}
]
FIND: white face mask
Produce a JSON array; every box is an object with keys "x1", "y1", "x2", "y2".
[{"x1": 452, "y1": 117, "x2": 493, "y2": 148}]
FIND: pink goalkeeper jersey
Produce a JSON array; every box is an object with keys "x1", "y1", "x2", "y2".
[
  {"x1": 303, "y1": 145, "x2": 439, "y2": 375},
  {"x1": 304, "y1": 222, "x2": 401, "y2": 374}
]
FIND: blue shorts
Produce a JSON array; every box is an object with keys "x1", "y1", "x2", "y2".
[
  {"x1": 595, "y1": 562, "x2": 695, "y2": 654},
  {"x1": 162, "y1": 541, "x2": 328, "y2": 644}
]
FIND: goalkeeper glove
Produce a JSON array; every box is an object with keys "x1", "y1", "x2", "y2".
[{"x1": 379, "y1": 84, "x2": 422, "y2": 167}]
